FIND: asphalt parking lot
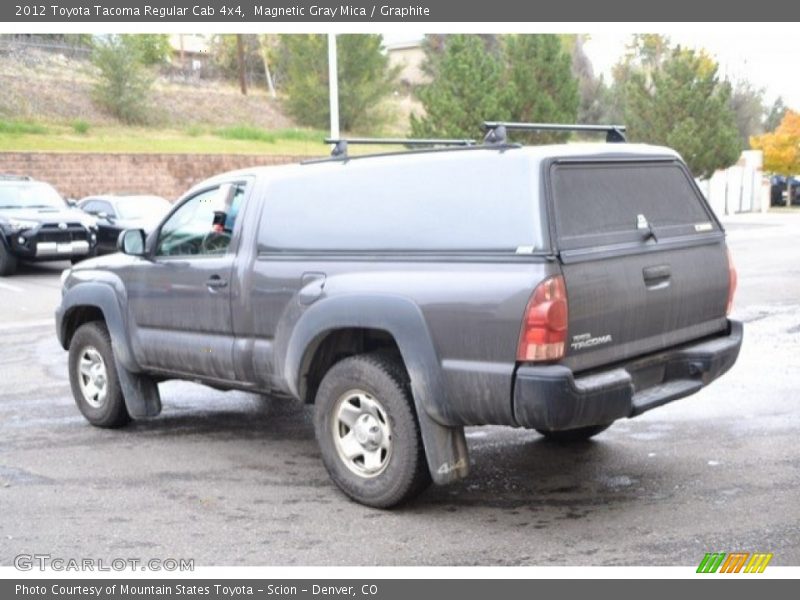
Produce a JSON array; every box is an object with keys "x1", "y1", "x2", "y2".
[{"x1": 1, "y1": 211, "x2": 799, "y2": 566}]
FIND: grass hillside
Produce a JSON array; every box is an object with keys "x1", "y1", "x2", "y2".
[{"x1": 0, "y1": 45, "x2": 417, "y2": 156}]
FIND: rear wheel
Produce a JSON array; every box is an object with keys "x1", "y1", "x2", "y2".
[
  {"x1": 536, "y1": 423, "x2": 612, "y2": 443},
  {"x1": 0, "y1": 243, "x2": 18, "y2": 276},
  {"x1": 68, "y1": 321, "x2": 130, "y2": 428},
  {"x1": 314, "y1": 353, "x2": 431, "y2": 508}
]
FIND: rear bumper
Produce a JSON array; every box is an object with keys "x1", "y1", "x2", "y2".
[{"x1": 512, "y1": 320, "x2": 743, "y2": 431}]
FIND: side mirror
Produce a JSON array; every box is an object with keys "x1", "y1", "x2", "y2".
[
  {"x1": 117, "y1": 229, "x2": 146, "y2": 256},
  {"x1": 66, "y1": 199, "x2": 77, "y2": 207}
]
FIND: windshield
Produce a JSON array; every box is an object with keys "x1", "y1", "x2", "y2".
[
  {"x1": 0, "y1": 182, "x2": 66, "y2": 209},
  {"x1": 116, "y1": 196, "x2": 171, "y2": 220}
]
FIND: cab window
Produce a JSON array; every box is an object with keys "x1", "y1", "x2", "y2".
[{"x1": 155, "y1": 184, "x2": 245, "y2": 257}]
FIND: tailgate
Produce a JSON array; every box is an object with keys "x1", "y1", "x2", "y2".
[{"x1": 548, "y1": 158, "x2": 730, "y2": 373}]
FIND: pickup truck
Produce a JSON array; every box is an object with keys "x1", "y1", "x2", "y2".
[{"x1": 56, "y1": 125, "x2": 743, "y2": 507}]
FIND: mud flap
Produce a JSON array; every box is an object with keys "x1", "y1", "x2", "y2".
[
  {"x1": 115, "y1": 358, "x2": 162, "y2": 418},
  {"x1": 416, "y1": 406, "x2": 470, "y2": 485}
]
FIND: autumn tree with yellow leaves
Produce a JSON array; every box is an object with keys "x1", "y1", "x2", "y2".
[
  {"x1": 751, "y1": 110, "x2": 800, "y2": 205},
  {"x1": 751, "y1": 110, "x2": 800, "y2": 176}
]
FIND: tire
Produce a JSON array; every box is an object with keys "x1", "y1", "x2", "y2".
[
  {"x1": 0, "y1": 242, "x2": 18, "y2": 277},
  {"x1": 314, "y1": 353, "x2": 431, "y2": 508},
  {"x1": 68, "y1": 321, "x2": 130, "y2": 428},
  {"x1": 536, "y1": 423, "x2": 612, "y2": 443}
]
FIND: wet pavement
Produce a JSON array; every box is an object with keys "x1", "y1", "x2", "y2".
[{"x1": 0, "y1": 211, "x2": 799, "y2": 566}]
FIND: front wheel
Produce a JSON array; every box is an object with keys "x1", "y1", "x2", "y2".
[
  {"x1": 314, "y1": 353, "x2": 431, "y2": 508},
  {"x1": 536, "y1": 423, "x2": 612, "y2": 443},
  {"x1": 68, "y1": 321, "x2": 130, "y2": 428}
]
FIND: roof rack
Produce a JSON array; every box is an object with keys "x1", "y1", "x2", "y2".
[
  {"x1": 324, "y1": 137, "x2": 476, "y2": 158},
  {"x1": 482, "y1": 122, "x2": 627, "y2": 144},
  {"x1": 0, "y1": 174, "x2": 33, "y2": 181}
]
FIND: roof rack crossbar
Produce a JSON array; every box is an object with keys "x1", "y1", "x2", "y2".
[
  {"x1": 482, "y1": 122, "x2": 627, "y2": 144},
  {"x1": 324, "y1": 137, "x2": 476, "y2": 158},
  {"x1": 0, "y1": 174, "x2": 33, "y2": 181}
]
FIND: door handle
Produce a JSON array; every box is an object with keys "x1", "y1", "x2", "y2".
[
  {"x1": 643, "y1": 265, "x2": 671, "y2": 281},
  {"x1": 643, "y1": 265, "x2": 671, "y2": 290},
  {"x1": 206, "y1": 275, "x2": 228, "y2": 290}
]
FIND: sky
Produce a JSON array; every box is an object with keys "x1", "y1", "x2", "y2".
[
  {"x1": 382, "y1": 31, "x2": 799, "y2": 109},
  {"x1": 585, "y1": 32, "x2": 798, "y2": 107}
]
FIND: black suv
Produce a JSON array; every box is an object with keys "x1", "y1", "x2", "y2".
[{"x1": 0, "y1": 175, "x2": 99, "y2": 276}]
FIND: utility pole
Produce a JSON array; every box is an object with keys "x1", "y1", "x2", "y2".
[{"x1": 328, "y1": 33, "x2": 340, "y2": 140}]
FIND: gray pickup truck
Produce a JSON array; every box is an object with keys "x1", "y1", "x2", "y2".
[{"x1": 56, "y1": 124, "x2": 742, "y2": 507}]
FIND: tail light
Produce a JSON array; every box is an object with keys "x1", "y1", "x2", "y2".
[
  {"x1": 726, "y1": 249, "x2": 738, "y2": 315},
  {"x1": 517, "y1": 275, "x2": 568, "y2": 362}
]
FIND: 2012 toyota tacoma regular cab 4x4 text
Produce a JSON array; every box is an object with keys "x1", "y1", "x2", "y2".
[{"x1": 55, "y1": 123, "x2": 743, "y2": 508}]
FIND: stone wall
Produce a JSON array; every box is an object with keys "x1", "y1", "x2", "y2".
[{"x1": 0, "y1": 152, "x2": 307, "y2": 201}]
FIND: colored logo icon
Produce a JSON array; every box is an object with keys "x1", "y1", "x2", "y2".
[{"x1": 697, "y1": 552, "x2": 773, "y2": 573}]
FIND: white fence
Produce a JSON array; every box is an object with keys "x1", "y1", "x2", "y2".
[{"x1": 696, "y1": 150, "x2": 770, "y2": 217}]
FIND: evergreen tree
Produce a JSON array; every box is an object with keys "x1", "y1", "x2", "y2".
[
  {"x1": 411, "y1": 34, "x2": 578, "y2": 141},
  {"x1": 410, "y1": 34, "x2": 506, "y2": 139},
  {"x1": 500, "y1": 34, "x2": 579, "y2": 143},
  {"x1": 277, "y1": 34, "x2": 398, "y2": 132},
  {"x1": 622, "y1": 45, "x2": 740, "y2": 178}
]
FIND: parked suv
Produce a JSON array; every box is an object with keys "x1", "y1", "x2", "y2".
[
  {"x1": 55, "y1": 124, "x2": 742, "y2": 507},
  {"x1": 0, "y1": 175, "x2": 98, "y2": 276}
]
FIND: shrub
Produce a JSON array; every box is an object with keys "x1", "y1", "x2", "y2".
[
  {"x1": 91, "y1": 35, "x2": 153, "y2": 124},
  {"x1": 71, "y1": 119, "x2": 90, "y2": 135},
  {"x1": 0, "y1": 120, "x2": 48, "y2": 135}
]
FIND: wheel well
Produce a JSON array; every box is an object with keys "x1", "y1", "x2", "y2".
[
  {"x1": 63, "y1": 305, "x2": 105, "y2": 347},
  {"x1": 301, "y1": 328, "x2": 404, "y2": 404}
]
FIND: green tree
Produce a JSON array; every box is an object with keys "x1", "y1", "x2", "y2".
[
  {"x1": 410, "y1": 35, "x2": 506, "y2": 139},
  {"x1": 728, "y1": 79, "x2": 766, "y2": 150},
  {"x1": 607, "y1": 34, "x2": 673, "y2": 124},
  {"x1": 411, "y1": 34, "x2": 578, "y2": 141},
  {"x1": 90, "y1": 35, "x2": 153, "y2": 124},
  {"x1": 764, "y1": 96, "x2": 787, "y2": 133},
  {"x1": 124, "y1": 34, "x2": 172, "y2": 66},
  {"x1": 500, "y1": 34, "x2": 579, "y2": 142},
  {"x1": 277, "y1": 34, "x2": 399, "y2": 132},
  {"x1": 210, "y1": 34, "x2": 264, "y2": 87},
  {"x1": 622, "y1": 44, "x2": 740, "y2": 178},
  {"x1": 564, "y1": 34, "x2": 611, "y2": 126},
  {"x1": 417, "y1": 34, "x2": 501, "y2": 78}
]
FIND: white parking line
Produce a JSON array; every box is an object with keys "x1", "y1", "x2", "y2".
[{"x1": 0, "y1": 281, "x2": 24, "y2": 293}]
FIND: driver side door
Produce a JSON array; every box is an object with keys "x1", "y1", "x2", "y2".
[{"x1": 126, "y1": 183, "x2": 246, "y2": 381}]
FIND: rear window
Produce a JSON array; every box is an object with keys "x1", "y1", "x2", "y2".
[
  {"x1": 257, "y1": 152, "x2": 543, "y2": 253},
  {"x1": 550, "y1": 161, "x2": 717, "y2": 249}
]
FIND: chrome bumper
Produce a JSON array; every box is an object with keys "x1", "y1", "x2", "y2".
[{"x1": 36, "y1": 240, "x2": 90, "y2": 257}]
